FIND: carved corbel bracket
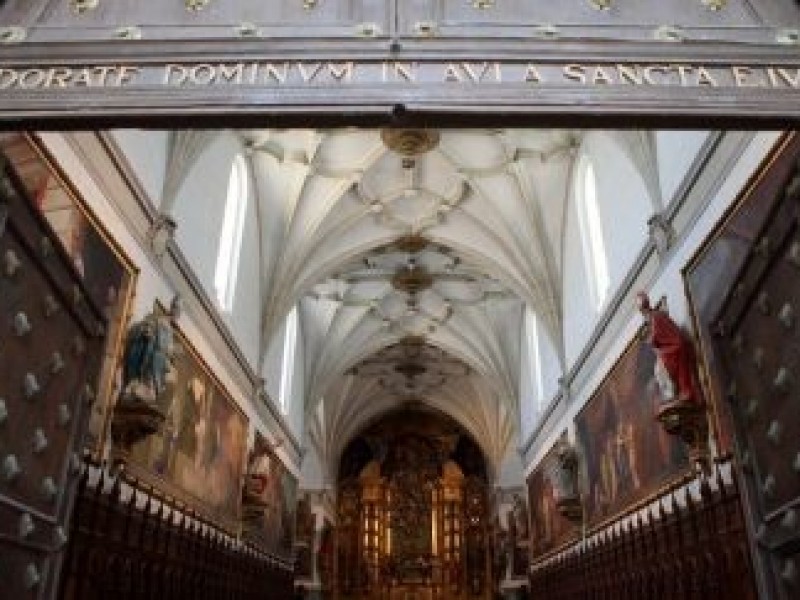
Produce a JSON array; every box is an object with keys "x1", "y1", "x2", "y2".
[
  {"x1": 109, "y1": 389, "x2": 167, "y2": 460},
  {"x1": 148, "y1": 213, "x2": 177, "y2": 261},
  {"x1": 656, "y1": 400, "x2": 711, "y2": 473},
  {"x1": 647, "y1": 212, "x2": 675, "y2": 258}
]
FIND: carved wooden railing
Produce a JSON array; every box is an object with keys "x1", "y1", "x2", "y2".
[
  {"x1": 58, "y1": 462, "x2": 294, "y2": 600},
  {"x1": 529, "y1": 459, "x2": 757, "y2": 600}
]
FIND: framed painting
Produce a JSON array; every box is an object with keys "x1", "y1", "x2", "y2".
[
  {"x1": 243, "y1": 431, "x2": 298, "y2": 559},
  {"x1": 294, "y1": 495, "x2": 315, "y2": 578},
  {"x1": 527, "y1": 434, "x2": 580, "y2": 562},
  {"x1": 575, "y1": 332, "x2": 690, "y2": 530},
  {"x1": 125, "y1": 303, "x2": 249, "y2": 532},
  {"x1": 0, "y1": 132, "x2": 137, "y2": 457},
  {"x1": 683, "y1": 133, "x2": 799, "y2": 455}
]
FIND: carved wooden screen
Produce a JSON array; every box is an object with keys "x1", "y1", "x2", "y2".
[
  {"x1": 714, "y1": 138, "x2": 800, "y2": 599},
  {"x1": 0, "y1": 152, "x2": 105, "y2": 598}
]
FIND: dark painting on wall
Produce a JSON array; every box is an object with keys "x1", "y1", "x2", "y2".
[
  {"x1": 127, "y1": 309, "x2": 249, "y2": 531},
  {"x1": 243, "y1": 432, "x2": 298, "y2": 559},
  {"x1": 0, "y1": 133, "x2": 137, "y2": 455},
  {"x1": 527, "y1": 435, "x2": 580, "y2": 562},
  {"x1": 296, "y1": 494, "x2": 315, "y2": 546},
  {"x1": 684, "y1": 133, "x2": 800, "y2": 454},
  {"x1": 575, "y1": 334, "x2": 690, "y2": 529}
]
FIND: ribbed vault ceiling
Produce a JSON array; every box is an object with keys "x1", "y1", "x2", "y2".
[
  {"x1": 239, "y1": 127, "x2": 591, "y2": 473},
  {"x1": 150, "y1": 126, "x2": 662, "y2": 476}
]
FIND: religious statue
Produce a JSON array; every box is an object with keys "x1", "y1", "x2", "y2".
[
  {"x1": 111, "y1": 296, "x2": 181, "y2": 454},
  {"x1": 636, "y1": 292, "x2": 702, "y2": 407},
  {"x1": 549, "y1": 441, "x2": 582, "y2": 522},
  {"x1": 511, "y1": 494, "x2": 529, "y2": 541},
  {"x1": 636, "y1": 292, "x2": 710, "y2": 470},
  {"x1": 492, "y1": 517, "x2": 508, "y2": 586},
  {"x1": 120, "y1": 295, "x2": 182, "y2": 407}
]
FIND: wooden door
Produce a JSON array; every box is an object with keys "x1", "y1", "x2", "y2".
[
  {"x1": 0, "y1": 152, "x2": 105, "y2": 599},
  {"x1": 714, "y1": 138, "x2": 800, "y2": 599}
]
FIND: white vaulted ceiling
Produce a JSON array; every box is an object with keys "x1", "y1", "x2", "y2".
[
  {"x1": 243, "y1": 128, "x2": 581, "y2": 469},
  {"x1": 116, "y1": 125, "x2": 668, "y2": 478}
]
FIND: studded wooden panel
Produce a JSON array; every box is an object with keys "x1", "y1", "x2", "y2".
[
  {"x1": 715, "y1": 146, "x2": 800, "y2": 599},
  {"x1": 0, "y1": 0, "x2": 795, "y2": 41},
  {"x1": 0, "y1": 154, "x2": 105, "y2": 600}
]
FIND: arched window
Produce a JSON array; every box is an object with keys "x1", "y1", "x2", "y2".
[
  {"x1": 279, "y1": 306, "x2": 299, "y2": 415},
  {"x1": 213, "y1": 153, "x2": 249, "y2": 311},
  {"x1": 576, "y1": 159, "x2": 610, "y2": 312},
  {"x1": 525, "y1": 308, "x2": 545, "y2": 413}
]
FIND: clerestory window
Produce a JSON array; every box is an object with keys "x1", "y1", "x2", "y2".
[
  {"x1": 576, "y1": 159, "x2": 610, "y2": 312},
  {"x1": 279, "y1": 306, "x2": 299, "y2": 415},
  {"x1": 213, "y1": 153, "x2": 248, "y2": 311}
]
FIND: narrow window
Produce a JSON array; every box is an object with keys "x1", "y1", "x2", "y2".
[
  {"x1": 214, "y1": 154, "x2": 248, "y2": 311},
  {"x1": 577, "y1": 160, "x2": 610, "y2": 311},
  {"x1": 279, "y1": 306, "x2": 299, "y2": 414},
  {"x1": 526, "y1": 309, "x2": 545, "y2": 412}
]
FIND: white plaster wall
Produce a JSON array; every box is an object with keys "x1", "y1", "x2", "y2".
[
  {"x1": 227, "y1": 171, "x2": 261, "y2": 366},
  {"x1": 519, "y1": 326, "x2": 537, "y2": 440},
  {"x1": 590, "y1": 133, "x2": 651, "y2": 289},
  {"x1": 172, "y1": 134, "x2": 236, "y2": 294},
  {"x1": 262, "y1": 317, "x2": 287, "y2": 408},
  {"x1": 496, "y1": 438, "x2": 526, "y2": 488},
  {"x1": 300, "y1": 432, "x2": 327, "y2": 489},
  {"x1": 562, "y1": 196, "x2": 595, "y2": 366},
  {"x1": 170, "y1": 132, "x2": 261, "y2": 368},
  {"x1": 287, "y1": 318, "x2": 307, "y2": 440},
  {"x1": 519, "y1": 314, "x2": 563, "y2": 442},
  {"x1": 259, "y1": 309, "x2": 306, "y2": 441},
  {"x1": 110, "y1": 129, "x2": 168, "y2": 208},
  {"x1": 656, "y1": 131, "x2": 711, "y2": 203},
  {"x1": 538, "y1": 327, "x2": 562, "y2": 415}
]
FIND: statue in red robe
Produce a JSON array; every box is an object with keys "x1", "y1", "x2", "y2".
[{"x1": 636, "y1": 292, "x2": 703, "y2": 407}]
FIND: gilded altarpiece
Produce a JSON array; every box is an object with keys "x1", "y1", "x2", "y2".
[{"x1": 335, "y1": 410, "x2": 490, "y2": 600}]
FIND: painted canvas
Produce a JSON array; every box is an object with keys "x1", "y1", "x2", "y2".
[
  {"x1": 127, "y1": 311, "x2": 249, "y2": 530},
  {"x1": 684, "y1": 133, "x2": 800, "y2": 454},
  {"x1": 527, "y1": 436, "x2": 580, "y2": 561},
  {"x1": 575, "y1": 334, "x2": 689, "y2": 529},
  {"x1": 243, "y1": 432, "x2": 298, "y2": 558},
  {"x1": 0, "y1": 133, "x2": 136, "y2": 455},
  {"x1": 296, "y1": 494, "x2": 315, "y2": 546}
]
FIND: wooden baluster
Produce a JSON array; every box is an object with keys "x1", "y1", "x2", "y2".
[
  {"x1": 602, "y1": 532, "x2": 613, "y2": 600},
  {"x1": 650, "y1": 503, "x2": 663, "y2": 600},
  {"x1": 150, "y1": 498, "x2": 165, "y2": 600},
  {"x1": 686, "y1": 485, "x2": 703, "y2": 600},
  {"x1": 618, "y1": 521, "x2": 629, "y2": 600},
  {"x1": 65, "y1": 461, "x2": 91, "y2": 600},
  {"x1": 672, "y1": 487, "x2": 687, "y2": 599},
  {"x1": 182, "y1": 516, "x2": 194, "y2": 597},
  {"x1": 633, "y1": 511, "x2": 645, "y2": 598},
  {"x1": 699, "y1": 471, "x2": 719, "y2": 599}
]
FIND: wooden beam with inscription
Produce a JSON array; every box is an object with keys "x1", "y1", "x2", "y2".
[{"x1": 0, "y1": 40, "x2": 798, "y2": 127}]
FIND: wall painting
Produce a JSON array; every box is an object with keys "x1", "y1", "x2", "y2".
[
  {"x1": 575, "y1": 333, "x2": 690, "y2": 529},
  {"x1": 527, "y1": 434, "x2": 580, "y2": 562},
  {"x1": 243, "y1": 432, "x2": 298, "y2": 559},
  {"x1": 126, "y1": 308, "x2": 249, "y2": 531}
]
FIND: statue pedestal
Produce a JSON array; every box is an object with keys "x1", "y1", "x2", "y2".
[
  {"x1": 110, "y1": 391, "x2": 166, "y2": 460},
  {"x1": 656, "y1": 400, "x2": 710, "y2": 471}
]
